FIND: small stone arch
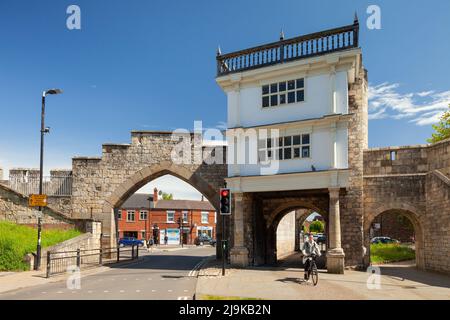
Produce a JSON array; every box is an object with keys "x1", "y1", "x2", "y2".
[
  {"x1": 266, "y1": 200, "x2": 328, "y2": 229},
  {"x1": 364, "y1": 203, "x2": 425, "y2": 270},
  {"x1": 265, "y1": 200, "x2": 329, "y2": 265}
]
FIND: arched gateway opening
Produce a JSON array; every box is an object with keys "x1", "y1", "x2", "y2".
[
  {"x1": 116, "y1": 174, "x2": 217, "y2": 248},
  {"x1": 265, "y1": 199, "x2": 329, "y2": 268},
  {"x1": 365, "y1": 207, "x2": 424, "y2": 269},
  {"x1": 71, "y1": 131, "x2": 227, "y2": 259},
  {"x1": 99, "y1": 163, "x2": 222, "y2": 251},
  {"x1": 275, "y1": 209, "x2": 327, "y2": 269}
]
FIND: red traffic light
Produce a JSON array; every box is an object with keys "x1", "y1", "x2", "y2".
[{"x1": 221, "y1": 189, "x2": 229, "y2": 197}]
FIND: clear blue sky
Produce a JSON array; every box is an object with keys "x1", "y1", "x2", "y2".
[{"x1": 1, "y1": 0, "x2": 449, "y2": 179}]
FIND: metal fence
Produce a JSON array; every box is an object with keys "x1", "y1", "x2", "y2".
[
  {"x1": 46, "y1": 246, "x2": 140, "y2": 278},
  {"x1": 9, "y1": 175, "x2": 72, "y2": 196}
]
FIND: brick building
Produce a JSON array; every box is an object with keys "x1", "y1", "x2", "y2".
[
  {"x1": 117, "y1": 188, "x2": 216, "y2": 245},
  {"x1": 118, "y1": 193, "x2": 153, "y2": 241}
]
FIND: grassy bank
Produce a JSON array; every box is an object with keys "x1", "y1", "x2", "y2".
[
  {"x1": 0, "y1": 221, "x2": 81, "y2": 271},
  {"x1": 370, "y1": 243, "x2": 415, "y2": 264}
]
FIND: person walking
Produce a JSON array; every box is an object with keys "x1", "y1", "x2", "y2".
[{"x1": 164, "y1": 235, "x2": 168, "y2": 245}]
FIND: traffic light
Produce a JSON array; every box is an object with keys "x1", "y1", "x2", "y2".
[{"x1": 220, "y1": 188, "x2": 231, "y2": 215}]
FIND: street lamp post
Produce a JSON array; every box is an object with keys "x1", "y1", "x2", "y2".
[{"x1": 35, "y1": 89, "x2": 62, "y2": 270}]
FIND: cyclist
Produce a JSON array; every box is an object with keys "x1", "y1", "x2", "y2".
[{"x1": 301, "y1": 233, "x2": 321, "y2": 280}]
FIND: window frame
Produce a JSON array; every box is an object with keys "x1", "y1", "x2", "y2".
[
  {"x1": 258, "y1": 132, "x2": 311, "y2": 162},
  {"x1": 182, "y1": 211, "x2": 189, "y2": 223},
  {"x1": 166, "y1": 210, "x2": 175, "y2": 223},
  {"x1": 126, "y1": 210, "x2": 135, "y2": 222},
  {"x1": 261, "y1": 77, "x2": 305, "y2": 108},
  {"x1": 201, "y1": 211, "x2": 209, "y2": 224},
  {"x1": 139, "y1": 210, "x2": 148, "y2": 221}
]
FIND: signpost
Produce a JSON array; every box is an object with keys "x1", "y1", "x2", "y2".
[
  {"x1": 32, "y1": 210, "x2": 43, "y2": 219},
  {"x1": 29, "y1": 194, "x2": 48, "y2": 207}
]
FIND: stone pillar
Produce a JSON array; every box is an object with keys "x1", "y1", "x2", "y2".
[
  {"x1": 326, "y1": 187, "x2": 345, "y2": 273},
  {"x1": 230, "y1": 192, "x2": 249, "y2": 267}
]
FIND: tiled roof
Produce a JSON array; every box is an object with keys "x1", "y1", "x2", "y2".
[
  {"x1": 153, "y1": 199, "x2": 215, "y2": 211},
  {"x1": 121, "y1": 193, "x2": 153, "y2": 209}
]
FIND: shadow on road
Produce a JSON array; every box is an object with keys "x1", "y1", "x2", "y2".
[
  {"x1": 376, "y1": 263, "x2": 450, "y2": 289},
  {"x1": 107, "y1": 252, "x2": 214, "y2": 272}
]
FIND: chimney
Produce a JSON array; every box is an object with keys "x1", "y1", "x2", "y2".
[
  {"x1": 201, "y1": 195, "x2": 204, "y2": 202},
  {"x1": 153, "y1": 187, "x2": 158, "y2": 203}
]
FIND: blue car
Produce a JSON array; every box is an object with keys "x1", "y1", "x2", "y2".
[{"x1": 118, "y1": 237, "x2": 144, "y2": 247}]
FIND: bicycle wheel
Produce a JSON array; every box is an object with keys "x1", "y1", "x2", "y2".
[{"x1": 311, "y1": 263, "x2": 318, "y2": 286}]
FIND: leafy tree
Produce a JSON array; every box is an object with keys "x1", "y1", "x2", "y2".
[
  {"x1": 161, "y1": 192, "x2": 173, "y2": 200},
  {"x1": 309, "y1": 220, "x2": 324, "y2": 233},
  {"x1": 427, "y1": 104, "x2": 450, "y2": 144},
  {"x1": 157, "y1": 190, "x2": 173, "y2": 200}
]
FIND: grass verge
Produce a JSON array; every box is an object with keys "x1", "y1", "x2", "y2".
[
  {"x1": 370, "y1": 243, "x2": 415, "y2": 264},
  {"x1": 0, "y1": 221, "x2": 81, "y2": 271}
]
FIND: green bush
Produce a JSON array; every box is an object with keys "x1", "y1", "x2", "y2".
[
  {"x1": 370, "y1": 243, "x2": 415, "y2": 264},
  {"x1": 0, "y1": 221, "x2": 81, "y2": 271},
  {"x1": 309, "y1": 220, "x2": 324, "y2": 233}
]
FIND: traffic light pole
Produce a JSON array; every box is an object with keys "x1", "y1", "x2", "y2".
[
  {"x1": 222, "y1": 215, "x2": 226, "y2": 276},
  {"x1": 221, "y1": 182, "x2": 228, "y2": 276}
]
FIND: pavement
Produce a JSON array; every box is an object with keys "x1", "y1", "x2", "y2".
[
  {"x1": 195, "y1": 253, "x2": 450, "y2": 300},
  {"x1": 0, "y1": 246, "x2": 215, "y2": 300}
]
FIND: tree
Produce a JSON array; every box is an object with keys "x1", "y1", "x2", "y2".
[
  {"x1": 162, "y1": 192, "x2": 173, "y2": 200},
  {"x1": 427, "y1": 104, "x2": 450, "y2": 144},
  {"x1": 309, "y1": 220, "x2": 324, "y2": 233}
]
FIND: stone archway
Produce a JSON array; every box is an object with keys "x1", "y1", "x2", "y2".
[
  {"x1": 70, "y1": 131, "x2": 227, "y2": 250},
  {"x1": 364, "y1": 203, "x2": 425, "y2": 270},
  {"x1": 100, "y1": 163, "x2": 221, "y2": 248},
  {"x1": 265, "y1": 199, "x2": 329, "y2": 265},
  {"x1": 102, "y1": 163, "x2": 220, "y2": 213}
]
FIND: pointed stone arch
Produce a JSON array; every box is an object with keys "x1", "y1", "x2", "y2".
[
  {"x1": 364, "y1": 203, "x2": 425, "y2": 270},
  {"x1": 101, "y1": 162, "x2": 220, "y2": 213}
]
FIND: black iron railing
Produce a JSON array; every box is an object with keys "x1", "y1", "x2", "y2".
[
  {"x1": 217, "y1": 19, "x2": 359, "y2": 76},
  {"x1": 45, "y1": 246, "x2": 141, "y2": 278}
]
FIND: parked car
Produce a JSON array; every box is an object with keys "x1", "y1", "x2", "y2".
[
  {"x1": 316, "y1": 234, "x2": 326, "y2": 244},
  {"x1": 370, "y1": 236, "x2": 400, "y2": 244},
  {"x1": 118, "y1": 237, "x2": 145, "y2": 247},
  {"x1": 195, "y1": 235, "x2": 216, "y2": 246}
]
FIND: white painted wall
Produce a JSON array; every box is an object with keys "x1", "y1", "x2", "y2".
[
  {"x1": 226, "y1": 68, "x2": 350, "y2": 177},
  {"x1": 227, "y1": 124, "x2": 349, "y2": 176},
  {"x1": 228, "y1": 71, "x2": 348, "y2": 129}
]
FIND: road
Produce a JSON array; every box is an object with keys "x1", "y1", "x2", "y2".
[{"x1": 0, "y1": 246, "x2": 215, "y2": 300}]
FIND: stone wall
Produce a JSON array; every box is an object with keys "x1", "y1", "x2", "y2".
[
  {"x1": 363, "y1": 138, "x2": 450, "y2": 273},
  {"x1": 0, "y1": 183, "x2": 73, "y2": 228},
  {"x1": 371, "y1": 212, "x2": 415, "y2": 242},
  {"x1": 71, "y1": 132, "x2": 227, "y2": 250},
  {"x1": 424, "y1": 170, "x2": 450, "y2": 273},
  {"x1": 339, "y1": 66, "x2": 368, "y2": 266},
  {"x1": 47, "y1": 196, "x2": 72, "y2": 215},
  {"x1": 276, "y1": 211, "x2": 296, "y2": 259}
]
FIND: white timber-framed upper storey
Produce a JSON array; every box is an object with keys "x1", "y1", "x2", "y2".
[{"x1": 215, "y1": 19, "x2": 362, "y2": 193}]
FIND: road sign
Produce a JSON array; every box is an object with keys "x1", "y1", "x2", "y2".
[{"x1": 29, "y1": 194, "x2": 48, "y2": 207}]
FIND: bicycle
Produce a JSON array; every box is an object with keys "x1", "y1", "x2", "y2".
[{"x1": 304, "y1": 253, "x2": 319, "y2": 286}]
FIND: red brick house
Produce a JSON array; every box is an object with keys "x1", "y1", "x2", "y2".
[{"x1": 117, "y1": 189, "x2": 216, "y2": 245}]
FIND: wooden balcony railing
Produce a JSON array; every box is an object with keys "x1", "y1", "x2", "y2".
[{"x1": 216, "y1": 18, "x2": 359, "y2": 77}]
